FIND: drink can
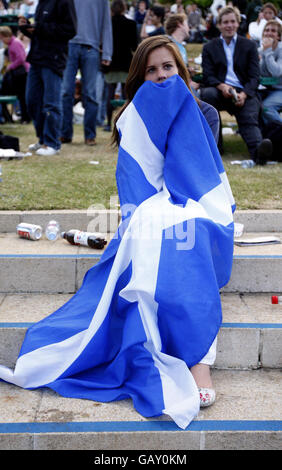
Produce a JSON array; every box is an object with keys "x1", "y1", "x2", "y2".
[
  {"x1": 16, "y1": 222, "x2": 43, "y2": 241},
  {"x1": 271, "y1": 295, "x2": 282, "y2": 305}
]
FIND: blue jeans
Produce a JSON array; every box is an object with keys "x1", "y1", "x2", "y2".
[
  {"x1": 262, "y1": 90, "x2": 282, "y2": 125},
  {"x1": 61, "y1": 43, "x2": 100, "y2": 140},
  {"x1": 26, "y1": 65, "x2": 62, "y2": 150},
  {"x1": 96, "y1": 70, "x2": 108, "y2": 126}
]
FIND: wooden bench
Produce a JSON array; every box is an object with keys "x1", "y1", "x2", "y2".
[
  {"x1": 191, "y1": 74, "x2": 279, "y2": 87},
  {"x1": 111, "y1": 99, "x2": 126, "y2": 109},
  {"x1": 0, "y1": 96, "x2": 18, "y2": 105}
]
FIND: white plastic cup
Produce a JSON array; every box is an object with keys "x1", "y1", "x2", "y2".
[{"x1": 234, "y1": 223, "x2": 244, "y2": 238}]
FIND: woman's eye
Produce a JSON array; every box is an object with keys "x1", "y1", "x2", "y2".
[
  {"x1": 147, "y1": 68, "x2": 155, "y2": 74},
  {"x1": 164, "y1": 64, "x2": 172, "y2": 70}
]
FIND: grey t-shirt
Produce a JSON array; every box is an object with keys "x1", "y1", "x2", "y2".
[{"x1": 70, "y1": 0, "x2": 113, "y2": 61}]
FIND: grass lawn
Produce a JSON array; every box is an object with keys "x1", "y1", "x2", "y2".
[
  {"x1": 0, "y1": 122, "x2": 118, "y2": 211},
  {"x1": 0, "y1": 119, "x2": 281, "y2": 211},
  {"x1": 222, "y1": 136, "x2": 282, "y2": 210}
]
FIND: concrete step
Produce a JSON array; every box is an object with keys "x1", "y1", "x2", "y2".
[
  {"x1": 1, "y1": 232, "x2": 282, "y2": 293},
  {"x1": 0, "y1": 368, "x2": 281, "y2": 450},
  {"x1": 224, "y1": 233, "x2": 282, "y2": 292},
  {"x1": 1, "y1": 214, "x2": 281, "y2": 451},
  {"x1": 1, "y1": 209, "x2": 282, "y2": 233},
  {"x1": 0, "y1": 209, "x2": 120, "y2": 234},
  {"x1": 0, "y1": 293, "x2": 281, "y2": 370}
]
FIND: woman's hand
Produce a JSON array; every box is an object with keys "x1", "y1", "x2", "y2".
[
  {"x1": 262, "y1": 37, "x2": 276, "y2": 50},
  {"x1": 144, "y1": 10, "x2": 150, "y2": 24},
  {"x1": 257, "y1": 11, "x2": 264, "y2": 23},
  {"x1": 18, "y1": 16, "x2": 28, "y2": 26},
  {"x1": 140, "y1": 10, "x2": 151, "y2": 39},
  {"x1": 18, "y1": 16, "x2": 35, "y2": 34}
]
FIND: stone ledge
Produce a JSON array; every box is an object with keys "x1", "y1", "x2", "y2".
[
  {"x1": 1, "y1": 209, "x2": 282, "y2": 233},
  {"x1": 0, "y1": 369, "x2": 281, "y2": 450}
]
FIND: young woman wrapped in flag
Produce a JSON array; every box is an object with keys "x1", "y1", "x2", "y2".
[{"x1": 0, "y1": 36, "x2": 235, "y2": 430}]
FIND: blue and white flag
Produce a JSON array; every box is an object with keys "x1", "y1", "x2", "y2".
[{"x1": 0, "y1": 75, "x2": 235, "y2": 429}]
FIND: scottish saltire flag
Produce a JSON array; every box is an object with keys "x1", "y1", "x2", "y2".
[{"x1": 0, "y1": 75, "x2": 235, "y2": 429}]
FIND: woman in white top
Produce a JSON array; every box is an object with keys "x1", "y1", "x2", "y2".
[{"x1": 248, "y1": 2, "x2": 282, "y2": 44}]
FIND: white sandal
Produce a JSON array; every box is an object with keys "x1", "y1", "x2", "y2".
[{"x1": 199, "y1": 388, "x2": 216, "y2": 407}]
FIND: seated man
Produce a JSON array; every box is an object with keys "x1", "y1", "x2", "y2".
[
  {"x1": 259, "y1": 20, "x2": 282, "y2": 125},
  {"x1": 200, "y1": 6, "x2": 272, "y2": 164}
]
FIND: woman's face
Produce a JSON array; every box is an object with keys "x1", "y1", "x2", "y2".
[
  {"x1": 263, "y1": 7, "x2": 275, "y2": 21},
  {"x1": 144, "y1": 47, "x2": 178, "y2": 83},
  {"x1": 149, "y1": 12, "x2": 160, "y2": 26},
  {"x1": 263, "y1": 23, "x2": 280, "y2": 42},
  {"x1": 0, "y1": 35, "x2": 10, "y2": 45}
]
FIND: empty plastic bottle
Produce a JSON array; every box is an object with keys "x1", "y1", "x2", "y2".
[
  {"x1": 0, "y1": 165, "x2": 2, "y2": 183},
  {"x1": 61, "y1": 230, "x2": 107, "y2": 249},
  {"x1": 45, "y1": 220, "x2": 60, "y2": 241},
  {"x1": 241, "y1": 159, "x2": 256, "y2": 169}
]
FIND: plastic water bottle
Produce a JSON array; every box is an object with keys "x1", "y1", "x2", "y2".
[
  {"x1": 241, "y1": 159, "x2": 256, "y2": 169},
  {"x1": 0, "y1": 165, "x2": 2, "y2": 183},
  {"x1": 45, "y1": 220, "x2": 60, "y2": 241}
]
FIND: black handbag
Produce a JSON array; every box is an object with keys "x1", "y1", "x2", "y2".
[
  {"x1": 1, "y1": 66, "x2": 27, "y2": 94},
  {"x1": 0, "y1": 131, "x2": 20, "y2": 151},
  {"x1": 10, "y1": 65, "x2": 27, "y2": 78}
]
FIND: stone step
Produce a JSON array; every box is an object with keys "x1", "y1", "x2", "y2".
[
  {"x1": 0, "y1": 232, "x2": 282, "y2": 293},
  {"x1": 0, "y1": 293, "x2": 281, "y2": 370},
  {"x1": 0, "y1": 368, "x2": 281, "y2": 450},
  {"x1": 234, "y1": 210, "x2": 282, "y2": 232},
  {"x1": 1, "y1": 209, "x2": 282, "y2": 233},
  {"x1": 0, "y1": 209, "x2": 120, "y2": 234}
]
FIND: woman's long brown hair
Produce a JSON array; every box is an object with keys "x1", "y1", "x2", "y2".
[{"x1": 111, "y1": 35, "x2": 197, "y2": 146}]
